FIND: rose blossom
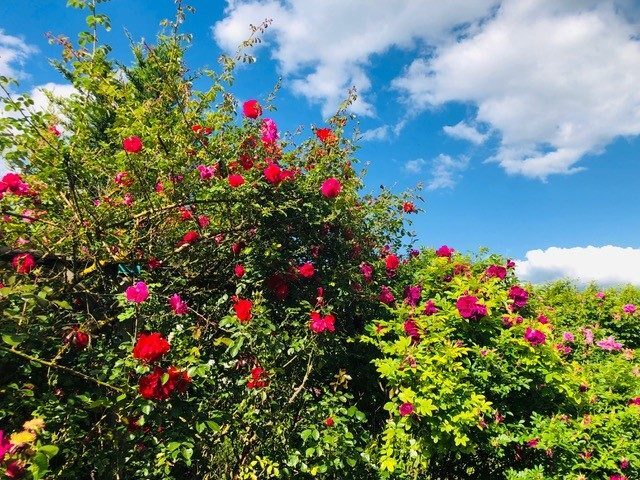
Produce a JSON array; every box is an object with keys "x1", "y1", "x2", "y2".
[
  {"x1": 485, "y1": 265, "x2": 507, "y2": 279},
  {"x1": 125, "y1": 281, "x2": 149, "y2": 303},
  {"x1": 423, "y1": 300, "x2": 438, "y2": 316},
  {"x1": 436, "y1": 245, "x2": 454, "y2": 258},
  {"x1": 11, "y1": 253, "x2": 36, "y2": 274},
  {"x1": 399, "y1": 402, "x2": 414, "y2": 416},
  {"x1": 234, "y1": 264, "x2": 245, "y2": 278},
  {"x1": 1, "y1": 173, "x2": 30, "y2": 196},
  {"x1": 360, "y1": 262, "x2": 373, "y2": 282},
  {"x1": 197, "y1": 164, "x2": 216, "y2": 180},
  {"x1": 261, "y1": 118, "x2": 278, "y2": 144},
  {"x1": 122, "y1": 135, "x2": 143, "y2": 153},
  {"x1": 242, "y1": 99, "x2": 262, "y2": 119},
  {"x1": 623, "y1": 304, "x2": 637, "y2": 314},
  {"x1": 385, "y1": 254, "x2": 400, "y2": 271},
  {"x1": 298, "y1": 262, "x2": 315, "y2": 278},
  {"x1": 247, "y1": 367, "x2": 268, "y2": 389},
  {"x1": 320, "y1": 177, "x2": 342, "y2": 198},
  {"x1": 456, "y1": 295, "x2": 487, "y2": 320},
  {"x1": 132, "y1": 332, "x2": 170, "y2": 363},
  {"x1": 309, "y1": 311, "x2": 336, "y2": 334},
  {"x1": 0, "y1": 430, "x2": 13, "y2": 462},
  {"x1": 178, "y1": 230, "x2": 200, "y2": 246},
  {"x1": 315, "y1": 128, "x2": 336, "y2": 143},
  {"x1": 404, "y1": 285, "x2": 422, "y2": 307},
  {"x1": 403, "y1": 202, "x2": 416, "y2": 213},
  {"x1": 524, "y1": 327, "x2": 546, "y2": 346},
  {"x1": 228, "y1": 174, "x2": 245, "y2": 188},
  {"x1": 139, "y1": 366, "x2": 190, "y2": 401},
  {"x1": 169, "y1": 294, "x2": 188, "y2": 315},
  {"x1": 403, "y1": 319, "x2": 420, "y2": 342},
  {"x1": 233, "y1": 298, "x2": 252, "y2": 323},
  {"x1": 596, "y1": 336, "x2": 623, "y2": 351},
  {"x1": 508, "y1": 285, "x2": 529, "y2": 310},
  {"x1": 583, "y1": 328, "x2": 594, "y2": 345},
  {"x1": 379, "y1": 286, "x2": 395, "y2": 305}
]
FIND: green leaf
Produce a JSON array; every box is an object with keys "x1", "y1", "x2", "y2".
[
  {"x1": 2, "y1": 333, "x2": 26, "y2": 347},
  {"x1": 39, "y1": 445, "x2": 59, "y2": 458}
]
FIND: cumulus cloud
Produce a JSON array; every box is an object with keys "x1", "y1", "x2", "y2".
[
  {"x1": 360, "y1": 125, "x2": 390, "y2": 142},
  {"x1": 1, "y1": 83, "x2": 76, "y2": 173},
  {"x1": 427, "y1": 154, "x2": 469, "y2": 190},
  {"x1": 0, "y1": 29, "x2": 36, "y2": 78},
  {"x1": 393, "y1": 0, "x2": 640, "y2": 178},
  {"x1": 213, "y1": 0, "x2": 496, "y2": 118},
  {"x1": 516, "y1": 245, "x2": 640, "y2": 286},
  {"x1": 443, "y1": 121, "x2": 487, "y2": 145},
  {"x1": 404, "y1": 158, "x2": 426, "y2": 174}
]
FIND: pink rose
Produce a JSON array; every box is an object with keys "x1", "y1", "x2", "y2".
[
  {"x1": 125, "y1": 282, "x2": 149, "y2": 303},
  {"x1": 320, "y1": 177, "x2": 342, "y2": 198}
]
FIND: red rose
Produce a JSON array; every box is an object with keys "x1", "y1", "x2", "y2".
[
  {"x1": 191, "y1": 124, "x2": 212, "y2": 135},
  {"x1": 132, "y1": 332, "x2": 170, "y2": 363},
  {"x1": 179, "y1": 207, "x2": 193, "y2": 221},
  {"x1": 320, "y1": 177, "x2": 342, "y2": 198},
  {"x1": 315, "y1": 128, "x2": 336, "y2": 143},
  {"x1": 122, "y1": 135, "x2": 143, "y2": 153},
  {"x1": 264, "y1": 163, "x2": 282, "y2": 184},
  {"x1": 74, "y1": 330, "x2": 89, "y2": 349},
  {"x1": 179, "y1": 230, "x2": 200, "y2": 246},
  {"x1": 247, "y1": 366, "x2": 268, "y2": 389},
  {"x1": 324, "y1": 417, "x2": 335, "y2": 427},
  {"x1": 233, "y1": 298, "x2": 252, "y2": 323},
  {"x1": 197, "y1": 215, "x2": 210, "y2": 229},
  {"x1": 1, "y1": 173, "x2": 31, "y2": 196},
  {"x1": 12, "y1": 253, "x2": 36, "y2": 274},
  {"x1": 242, "y1": 99, "x2": 262, "y2": 119},
  {"x1": 138, "y1": 366, "x2": 190, "y2": 401},
  {"x1": 4, "y1": 461, "x2": 25, "y2": 479},
  {"x1": 402, "y1": 202, "x2": 416, "y2": 213},
  {"x1": 385, "y1": 254, "x2": 400, "y2": 271},
  {"x1": 228, "y1": 174, "x2": 245, "y2": 188},
  {"x1": 231, "y1": 241, "x2": 245, "y2": 255},
  {"x1": 309, "y1": 311, "x2": 335, "y2": 333},
  {"x1": 298, "y1": 262, "x2": 315, "y2": 278},
  {"x1": 234, "y1": 264, "x2": 245, "y2": 278}
]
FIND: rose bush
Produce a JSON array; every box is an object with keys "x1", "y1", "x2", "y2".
[
  {"x1": 363, "y1": 250, "x2": 640, "y2": 479},
  {"x1": 1, "y1": 2, "x2": 639, "y2": 479}
]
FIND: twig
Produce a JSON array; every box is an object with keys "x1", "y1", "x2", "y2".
[
  {"x1": 287, "y1": 353, "x2": 313, "y2": 404},
  {"x1": 1, "y1": 346, "x2": 123, "y2": 393}
]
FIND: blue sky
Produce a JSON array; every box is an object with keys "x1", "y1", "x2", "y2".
[{"x1": 1, "y1": 0, "x2": 640, "y2": 285}]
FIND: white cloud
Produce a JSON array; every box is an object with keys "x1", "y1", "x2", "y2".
[
  {"x1": 0, "y1": 29, "x2": 36, "y2": 78},
  {"x1": 427, "y1": 154, "x2": 469, "y2": 190},
  {"x1": 1, "y1": 83, "x2": 76, "y2": 173},
  {"x1": 516, "y1": 245, "x2": 640, "y2": 286},
  {"x1": 443, "y1": 121, "x2": 487, "y2": 145},
  {"x1": 213, "y1": 0, "x2": 497, "y2": 118},
  {"x1": 393, "y1": 0, "x2": 640, "y2": 178},
  {"x1": 29, "y1": 82, "x2": 76, "y2": 114},
  {"x1": 404, "y1": 158, "x2": 426, "y2": 174},
  {"x1": 361, "y1": 125, "x2": 390, "y2": 142}
]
